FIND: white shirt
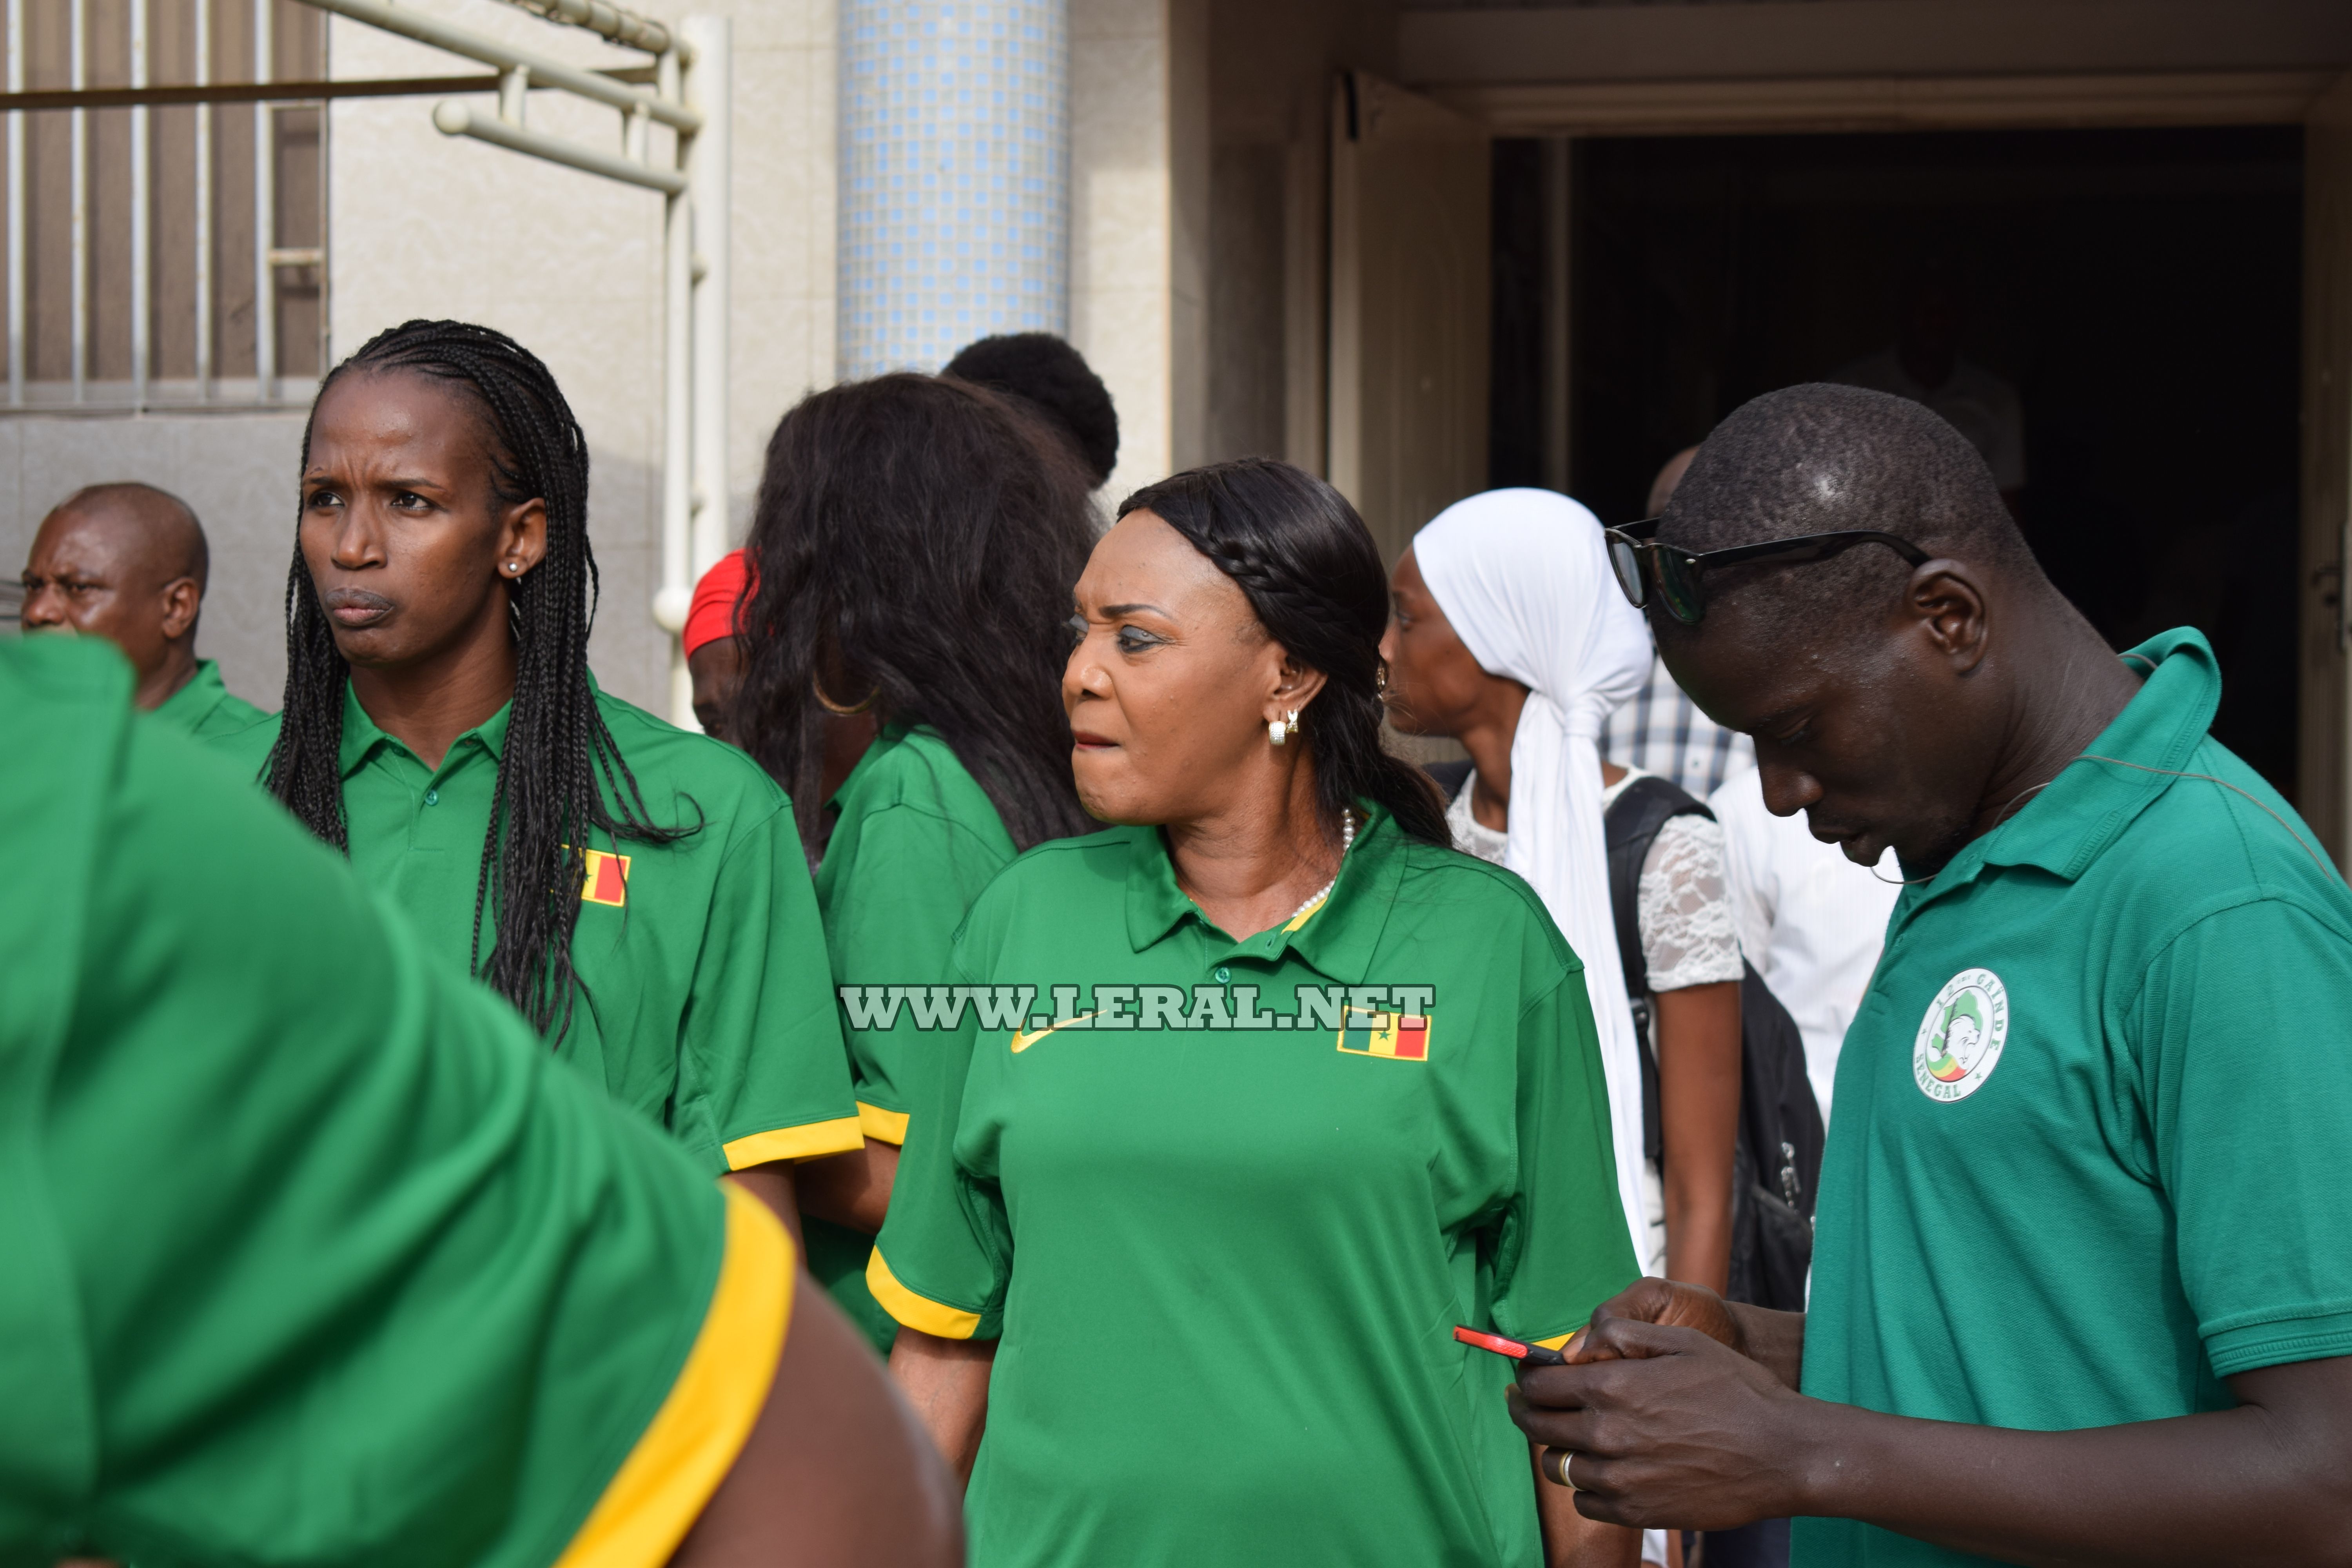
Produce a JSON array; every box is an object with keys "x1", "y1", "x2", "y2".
[
  {"x1": 1828, "y1": 348, "x2": 2027, "y2": 491},
  {"x1": 1599, "y1": 653, "x2": 1757, "y2": 803},
  {"x1": 1708, "y1": 768, "x2": 1902, "y2": 1125},
  {"x1": 1448, "y1": 767, "x2": 1743, "y2": 993}
]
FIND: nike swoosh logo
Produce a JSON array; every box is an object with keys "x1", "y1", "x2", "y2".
[{"x1": 1009, "y1": 1011, "x2": 1098, "y2": 1053}]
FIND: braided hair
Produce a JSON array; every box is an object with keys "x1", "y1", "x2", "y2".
[
  {"x1": 1116, "y1": 459, "x2": 1449, "y2": 847},
  {"x1": 263, "y1": 318, "x2": 691, "y2": 1040}
]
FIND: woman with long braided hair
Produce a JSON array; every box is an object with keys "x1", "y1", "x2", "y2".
[
  {"x1": 869, "y1": 458, "x2": 1642, "y2": 1567},
  {"x1": 212, "y1": 319, "x2": 859, "y2": 1214}
]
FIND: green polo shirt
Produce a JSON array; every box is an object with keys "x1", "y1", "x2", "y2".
[
  {"x1": 805, "y1": 722, "x2": 1018, "y2": 1354},
  {"x1": 212, "y1": 677, "x2": 858, "y2": 1176},
  {"x1": 1797, "y1": 628, "x2": 2352, "y2": 1568},
  {"x1": 150, "y1": 657, "x2": 268, "y2": 738},
  {"x1": 0, "y1": 637, "x2": 786, "y2": 1568},
  {"x1": 870, "y1": 806, "x2": 1637, "y2": 1568}
]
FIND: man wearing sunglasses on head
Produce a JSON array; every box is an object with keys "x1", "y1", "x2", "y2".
[{"x1": 1514, "y1": 382, "x2": 2352, "y2": 1568}]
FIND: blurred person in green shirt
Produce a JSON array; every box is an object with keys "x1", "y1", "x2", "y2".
[
  {"x1": 212, "y1": 319, "x2": 857, "y2": 1221},
  {"x1": 0, "y1": 633, "x2": 958, "y2": 1568},
  {"x1": 726, "y1": 373, "x2": 1099, "y2": 1353},
  {"x1": 18, "y1": 479, "x2": 265, "y2": 735}
]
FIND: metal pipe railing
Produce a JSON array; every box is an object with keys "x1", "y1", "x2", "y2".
[
  {"x1": 652, "y1": 36, "x2": 691, "y2": 723},
  {"x1": 303, "y1": 0, "x2": 698, "y2": 131},
  {"x1": 684, "y1": 12, "x2": 726, "y2": 585},
  {"x1": 493, "y1": 0, "x2": 677, "y2": 60},
  {"x1": 430, "y1": 99, "x2": 681, "y2": 193}
]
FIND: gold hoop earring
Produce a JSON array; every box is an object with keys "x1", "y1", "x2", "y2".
[{"x1": 813, "y1": 678, "x2": 880, "y2": 717}]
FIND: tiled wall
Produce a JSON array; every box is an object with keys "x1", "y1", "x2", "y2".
[{"x1": 837, "y1": 0, "x2": 1070, "y2": 376}]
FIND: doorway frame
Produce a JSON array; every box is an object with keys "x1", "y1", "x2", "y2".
[{"x1": 1420, "y1": 67, "x2": 2350, "y2": 862}]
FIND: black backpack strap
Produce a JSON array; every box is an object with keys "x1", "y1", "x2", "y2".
[
  {"x1": 1602, "y1": 774, "x2": 1711, "y2": 1163},
  {"x1": 1423, "y1": 758, "x2": 1474, "y2": 803}
]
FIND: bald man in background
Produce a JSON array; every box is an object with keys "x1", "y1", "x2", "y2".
[{"x1": 20, "y1": 481, "x2": 265, "y2": 737}]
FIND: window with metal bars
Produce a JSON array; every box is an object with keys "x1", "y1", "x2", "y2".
[{"x1": 2, "y1": 0, "x2": 326, "y2": 409}]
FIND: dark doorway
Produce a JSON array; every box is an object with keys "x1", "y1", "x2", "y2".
[{"x1": 1496, "y1": 125, "x2": 2304, "y2": 797}]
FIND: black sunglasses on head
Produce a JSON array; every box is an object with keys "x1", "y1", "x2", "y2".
[{"x1": 1603, "y1": 517, "x2": 1931, "y2": 624}]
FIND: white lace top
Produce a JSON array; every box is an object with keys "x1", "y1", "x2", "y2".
[{"x1": 1447, "y1": 766, "x2": 1743, "y2": 993}]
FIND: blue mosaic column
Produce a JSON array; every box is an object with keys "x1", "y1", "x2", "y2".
[{"x1": 838, "y1": 0, "x2": 1070, "y2": 377}]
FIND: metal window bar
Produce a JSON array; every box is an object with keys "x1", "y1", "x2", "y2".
[
  {"x1": 69, "y1": 0, "x2": 83, "y2": 398},
  {"x1": 252, "y1": 0, "x2": 270, "y2": 402},
  {"x1": 5, "y1": 0, "x2": 21, "y2": 405},
  {"x1": 3, "y1": 0, "x2": 330, "y2": 409},
  {"x1": 129, "y1": 0, "x2": 144, "y2": 405},
  {"x1": 0, "y1": 0, "x2": 725, "y2": 728},
  {"x1": 194, "y1": 0, "x2": 206, "y2": 394}
]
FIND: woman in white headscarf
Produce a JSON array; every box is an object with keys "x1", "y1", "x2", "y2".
[{"x1": 1382, "y1": 488, "x2": 1740, "y2": 1289}]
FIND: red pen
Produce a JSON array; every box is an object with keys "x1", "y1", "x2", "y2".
[{"x1": 1453, "y1": 1324, "x2": 1571, "y2": 1366}]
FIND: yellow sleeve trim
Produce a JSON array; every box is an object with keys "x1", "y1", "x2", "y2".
[
  {"x1": 857, "y1": 1101, "x2": 910, "y2": 1145},
  {"x1": 1533, "y1": 1331, "x2": 1576, "y2": 1353},
  {"x1": 866, "y1": 1245, "x2": 983, "y2": 1340},
  {"x1": 554, "y1": 1183, "x2": 793, "y2": 1568},
  {"x1": 722, "y1": 1116, "x2": 863, "y2": 1169}
]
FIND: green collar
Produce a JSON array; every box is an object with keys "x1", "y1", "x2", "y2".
[
  {"x1": 336, "y1": 678, "x2": 524, "y2": 780},
  {"x1": 826, "y1": 719, "x2": 922, "y2": 813},
  {"x1": 156, "y1": 658, "x2": 224, "y2": 715},
  {"x1": 1928, "y1": 626, "x2": 2219, "y2": 894},
  {"x1": 1123, "y1": 802, "x2": 1406, "y2": 984}
]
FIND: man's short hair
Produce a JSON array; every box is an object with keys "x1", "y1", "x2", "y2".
[
  {"x1": 1659, "y1": 383, "x2": 2036, "y2": 639},
  {"x1": 944, "y1": 333, "x2": 1120, "y2": 488},
  {"x1": 59, "y1": 481, "x2": 209, "y2": 591}
]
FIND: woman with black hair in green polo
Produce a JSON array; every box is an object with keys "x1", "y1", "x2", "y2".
[
  {"x1": 730, "y1": 372, "x2": 1101, "y2": 1354},
  {"x1": 869, "y1": 458, "x2": 1644, "y2": 1568},
  {"x1": 211, "y1": 320, "x2": 858, "y2": 1211}
]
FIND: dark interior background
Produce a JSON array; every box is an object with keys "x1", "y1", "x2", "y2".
[{"x1": 1493, "y1": 125, "x2": 2304, "y2": 797}]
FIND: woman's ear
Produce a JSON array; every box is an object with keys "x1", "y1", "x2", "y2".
[
  {"x1": 1264, "y1": 653, "x2": 1330, "y2": 721},
  {"x1": 499, "y1": 497, "x2": 550, "y2": 579}
]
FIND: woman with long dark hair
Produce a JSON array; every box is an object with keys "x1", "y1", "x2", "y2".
[
  {"x1": 730, "y1": 372, "x2": 1097, "y2": 1353},
  {"x1": 868, "y1": 457, "x2": 1642, "y2": 1567},
  {"x1": 213, "y1": 318, "x2": 859, "y2": 1214}
]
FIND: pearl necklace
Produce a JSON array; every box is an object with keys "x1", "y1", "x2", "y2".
[{"x1": 1285, "y1": 809, "x2": 1358, "y2": 922}]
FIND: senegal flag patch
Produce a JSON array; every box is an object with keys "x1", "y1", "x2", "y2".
[
  {"x1": 1337, "y1": 1007, "x2": 1430, "y2": 1061},
  {"x1": 581, "y1": 849, "x2": 631, "y2": 907}
]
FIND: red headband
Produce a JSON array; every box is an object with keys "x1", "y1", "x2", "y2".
[{"x1": 683, "y1": 549, "x2": 753, "y2": 659}]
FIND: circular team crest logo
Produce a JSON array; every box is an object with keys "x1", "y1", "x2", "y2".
[{"x1": 1912, "y1": 969, "x2": 2009, "y2": 1103}]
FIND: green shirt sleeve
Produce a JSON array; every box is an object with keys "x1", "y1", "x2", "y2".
[
  {"x1": 2, "y1": 649, "x2": 727, "y2": 1568},
  {"x1": 677, "y1": 800, "x2": 860, "y2": 1174},
  {"x1": 865, "y1": 948, "x2": 1011, "y2": 1341},
  {"x1": 829, "y1": 800, "x2": 1012, "y2": 1142},
  {"x1": 1489, "y1": 962, "x2": 1642, "y2": 1346},
  {"x1": 2134, "y1": 897, "x2": 2352, "y2": 1378}
]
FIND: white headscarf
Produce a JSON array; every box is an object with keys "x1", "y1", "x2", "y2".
[{"x1": 1413, "y1": 488, "x2": 1656, "y2": 1263}]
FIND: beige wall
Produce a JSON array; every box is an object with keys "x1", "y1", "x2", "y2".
[
  {"x1": 0, "y1": 412, "x2": 307, "y2": 705},
  {"x1": 327, "y1": 0, "x2": 836, "y2": 715},
  {"x1": 1204, "y1": 0, "x2": 1399, "y2": 473},
  {"x1": 1069, "y1": 0, "x2": 1209, "y2": 499}
]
